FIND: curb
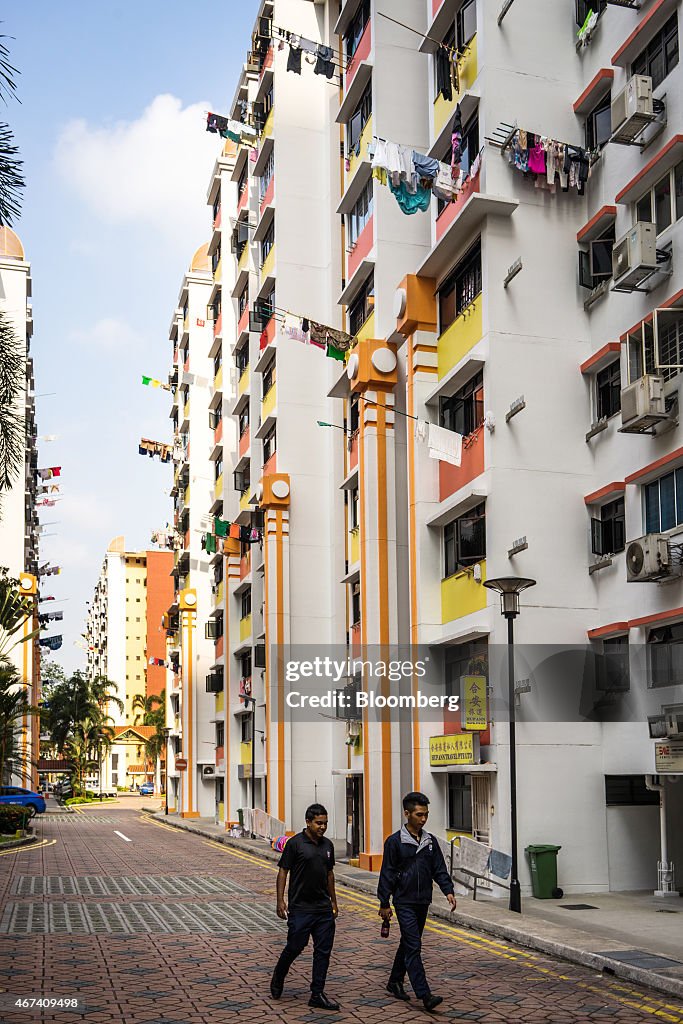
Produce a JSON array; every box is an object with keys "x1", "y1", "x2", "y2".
[
  {"x1": 148, "y1": 811, "x2": 683, "y2": 1001},
  {"x1": 0, "y1": 834, "x2": 39, "y2": 851}
]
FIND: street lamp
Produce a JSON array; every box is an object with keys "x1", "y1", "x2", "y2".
[
  {"x1": 162, "y1": 727, "x2": 172, "y2": 816},
  {"x1": 483, "y1": 576, "x2": 536, "y2": 914}
]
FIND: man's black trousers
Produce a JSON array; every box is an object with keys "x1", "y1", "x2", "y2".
[
  {"x1": 274, "y1": 909, "x2": 335, "y2": 995},
  {"x1": 388, "y1": 904, "x2": 431, "y2": 999}
]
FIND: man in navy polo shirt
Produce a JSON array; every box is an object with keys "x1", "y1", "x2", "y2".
[{"x1": 270, "y1": 803, "x2": 340, "y2": 1011}]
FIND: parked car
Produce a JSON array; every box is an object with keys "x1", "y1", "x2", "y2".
[
  {"x1": 139, "y1": 782, "x2": 155, "y2": 796},
  {"x1": 0, "y1": 786, "x2": 46, "y2": 814}
]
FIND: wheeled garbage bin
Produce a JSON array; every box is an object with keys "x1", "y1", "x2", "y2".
[{"x1": 526, "y1": 844, "x2": 562, "y2": 899}]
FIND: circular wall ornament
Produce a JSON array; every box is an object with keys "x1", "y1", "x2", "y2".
[
  {"x1": 347, "y1": 353, "x2": 359, "y2": 380},
  {"x1": 184, "y1": 591, "x2": 197, "y2": 607},
  {"x1": 393, "y1": 287, "x2": 407, "y2": 318},
  {"x1": 271, "y1": 479, "x2": 290, "y2": 499},
  {"x1": 371, "y1": 347, "x2": 397, "y2": 374}
]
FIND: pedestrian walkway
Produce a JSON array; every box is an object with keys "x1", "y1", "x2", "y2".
[{"x1": 151, "y1": 810, "x2": 683, "y2": 1000}]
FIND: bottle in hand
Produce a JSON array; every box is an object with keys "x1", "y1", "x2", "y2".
[{"x1": 381, "y1": 918, "x2": 390, "y2": 938}]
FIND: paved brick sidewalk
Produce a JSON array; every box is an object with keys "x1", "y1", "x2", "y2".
[{"x1": 0, "y1": 807, "x2": 682, "y2": 1023}]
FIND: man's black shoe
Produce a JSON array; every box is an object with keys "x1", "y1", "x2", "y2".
[
  {"x1": 422, "y1": 994, "x2": 443, "y2": 1012},
  {"x1": 308, "y1": 993, "x2": 340, "y2": 1011},
  {"x1": 386, "y1": 981, "x2": 410, "y2": 1001},
  {"x1": 270, "y1": 971, "x2": 285, "y2": 999}
]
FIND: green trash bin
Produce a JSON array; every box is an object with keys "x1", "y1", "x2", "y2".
[
  {"x1": 526, "y1": 844, "x2": 562, "y2": 899},
  {"x1": 237, "y1": 808, "x2": 244, "y2": 827}
]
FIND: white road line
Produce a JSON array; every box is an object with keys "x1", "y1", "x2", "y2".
[{"x1": 113, "y1": 830, "x2": 131, "y2": 843}]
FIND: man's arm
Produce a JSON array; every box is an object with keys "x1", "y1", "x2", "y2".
[
  {"x1": 431, "y1": 839, "x2": 457, "y2": 909},
  {"x1": 276, "y1": 867, "x2": 289, "y2": 918},
  {"x1": 327, "y1": 870, "x2": 338, "y2": 918},
  {"x1": 376, "y1": 837, "x2": 399, "y2": 918}
]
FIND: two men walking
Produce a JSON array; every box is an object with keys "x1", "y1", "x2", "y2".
[{"x1": 271, "y1": 791, "x2": 455, "y2": 1012}]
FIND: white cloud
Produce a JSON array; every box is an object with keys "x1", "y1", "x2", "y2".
[
  {"x1": 69, "y1": 317, "x2": 146, "y2": 351},
  {"x1": 54, "y1": 94, "x2": 217, "y2": 243}
]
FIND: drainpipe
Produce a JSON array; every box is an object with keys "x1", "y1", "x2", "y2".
[{"x1": 645, "y1": 775, "x2": 677, "y2": 897}]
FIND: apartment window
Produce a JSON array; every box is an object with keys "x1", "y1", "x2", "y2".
[
  {"x1": 241, "y1": 591, "x2": 251, "y2": 619},
  {"x1": 444, "y1": 502, "x2": 486, "y2": 577},
  {"x1": 239, "y1": 407, "x2": 249, "y2": 437},
  {"x1": 438, "y1": 240, "x2": 481, "y2": 333},
  {"x1": 596, "y1": 635, "x2": 630, "y2": 694},
  {"x1": 349, "y1": 393, "x2": 360, "y2": 434},
  {"x1": 636, "y1": 160, "x2": 683, "y2": 236},
  {"x1": 263, "y1": 83, "x2": 274, "y2": 117},
  {"x1": 447, "y1": 774, "x2": 472, "y2": 833},
  {"x1": 457, "y1": 0, "x2": 477, "y2": 50},
  {"x1": 631, "y1": 13, "x2": 678, "y2": 90},
  {"x1": 210, "y1": 292, "x2": 221, "y2": 323},
  {"x1": 238, "y1": 287, "x2": 249, "y2": 320},
  {"x1": 237, "y1": 164, "x2": 248, "y2": 198},
  {"x1": 644, "y1": 467, "x2": 683, "y2": 533},
  {"x1": 261, "y1": 220, "x2": 275, "y2": 265},
  {"x1": 605, "y1": 775, "x2": 659, "y2": 806},
  {"x1": 349, "y1": 274, "x2": 374, "y2": 336},
  {"x1": 216, "y1": 722, "x2": 224, "y2": 748},
  {"x1": 236, "y1": 344, "x2": 249, "y2": 374},
  {"x1": 349, "y1": 487, "x2": 359, "y2": 529},
  {"x1": 215, "y1": 455, "x2": 223, "y2": 481},
  {"x1": 351, "y1": 583, "x2": 361, "y2": 625},
  {"x1": 649, "y1": 622, "x2": 683, "y2": 686},
  {"x1": 585, "y1": 92, "x2": 612, "y2": 150},
  {"x1": 345, "y1": 0, "x2": 370, "y2": 59},
  {"x1": 262, "y1": 360, "x2": 275, "y2": 398},
  {"x1": 437, "y1": 115, "x2": 479, "y2": 215},
  {"x1": 212, "y1": 194, "x2": 221, "y2": 222},
  {"x1": 347, "y1": 79, "x2": 372, "y2": 154},
  {"x1": 210, "y1": 405, "x2": 223, "y2": 430},
  {"x1": 576, "y1": 0, "x2": 606, "y2": 26},
  {"x1": 205, "y1": 616, "x2": 223, "y2": 640},
  {"x1": 263, "y1": 424, "x2": 277, "y2": 463},
  {"x1": 213, "y1": 352, "x2": 222, "y2": 376},
  {"x1": 440, "y1": 371, "x2": 483, "y2": 436},
  {"x1": 233, "y1": 219, "x2": 249, "y2": 260},
  {"x1": 435, "y1": 23, "x2": 455, "y2": 100},
  {"x1": 596, "y1": 360, "x2": 621, "y2": 420},
  {"x1": 240, "y1": 652, "x2": 252, "y2": 678},
  {"x1": 591, "y1": 497, "x2": 625, "y2": 556},
  {"x1": 347, "y1": 179, "x2": 373, "y2": 248},
  {"x1": 211, "y1": 242, "x2": 221, "y2": 275},
  {"x1": 578, "y1": 225, "x2": 615, "y2": 290},
  {"x1": 241, "y1": 716, "x2": 253, "y2": 744},
  {"x1": 260, "y1": 151, "x2": 275, "y2": 202}
]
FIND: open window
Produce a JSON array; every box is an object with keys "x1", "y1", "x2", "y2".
[
  {"x1": 578, "y1": 225, "x2": 616, "y2": 290},
  {"x1": 444, "y1": 502, "x2": 486, "y2": 577},
  {"x1": 591, "y1": 497, "x2": 625, "y2": 556}
]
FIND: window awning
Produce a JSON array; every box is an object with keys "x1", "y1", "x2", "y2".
[
  {"x1": 584, "y1": 481, "x2": 625, "y2": 505},
  {"x1": 587, "y1": 622, "x2": 630, "y2": 640},
  {"x1": 611, "y1": 0, "x2": 677, "y2": 66},
  {"x1": 620, "y1": 287, "x2": 683, "y2": 342},
  {"x1": 430, "y1": 763, "x2": 497, "y2": 774},
  {"x1": 615, "y1": 134, "x2": 683, "y2": 205},
  {"x1": 573, "y1": 69, "x2": 614, "y2": 115},
  {"x1": 625, "y1": 445, "x2": 683, "y2": 485},
  {"x1": 577, "y1": 205, "x2": 617, "y2": 243},
  {"x1": 580, "y1": 341, "x2": 621, "y2": 375},
  {"x1": 630, "y1": 605, "x2": 683, "y2": 629}
]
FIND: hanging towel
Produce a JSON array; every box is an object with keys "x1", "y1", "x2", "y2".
[
  {"x1": 412, "y1": 151, "x2": 440, "y2": 181},
  {"x1": 229, "y1": 523, "x2": 241, "y2": 539},
  {"x1": 436, "y1": 47, "x2": 452, "y2": 101},
  {"x1": 287, "y1": 42, "x2": 302, "y2": 74},
  {"x1": 206, "y1": 112, "x2": 229, "y2": 134},
  {"x1": 215, "y1": 519, "x2": 229, "y2": 538},
  {"x1": 389, "y1": 179, "x2": 431, "y2": 215},
  {"x1": 314, "y1": 44, "x2": 335, "y2": 79},
  {"x1": 415, "y1": 420, "x2": 429, "y2": 444},
  {"x1": 283, "y1": 313, "x2": 309, "y2": 343},
  {"x1": 428, "y1": 424, "x2": 462, "y2": 466},
  {"x1": 527, "y1": 139, "x2": 546, "y2": 175},
  {"x1": 433, "y1": 162, "x2": 456, "y2": 201}
]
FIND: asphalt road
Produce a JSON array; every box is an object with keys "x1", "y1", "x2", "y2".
[{"x1": 0, "y1": 802, "x2": 681, "y2": 1023}]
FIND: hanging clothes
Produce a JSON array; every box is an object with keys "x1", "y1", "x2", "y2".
[
  {"x1": 287, "y1": 40, "x2": 302, "y2": 74},
  {"x1": 389, "y1": 179, "x2": 431, "y2": 215},
  {"x1": 239, "y1": 525, "x2": 252, "y2": 543},
  {"x1": 314, "y1": 44, "x2": 335, "y2": 79},
  {"x1": 428, "y1": 424, "x2": 462, "y2": 466},
  {"x1": 215, "y1": 519, "x2": 229, "y2": 538},
  {"x1": 206, "y1": 112, "x2": 229, "y2": 134},
  {"x1": 415, "y1": 420, "x2": 429, "y2": 444},
  {"x1": 283, "y1": 313, "x2": 309, "y2": 343},
  {"x1": 250, "y1": 528, "x2": 262, "y2": 543},
  {"x1": 527, "y1": 135, "x2": 546, "y2": 175},
  {"x1": 326, "y1": 341, "x2": 346, "y2": 361},
  {"x1": 436, "y1": 47, "x2": 452, "y2": 101},
  {"x1": 309, "y1": 321, "x2": 352, "y2": 351},
  {"x1": 412, "y1": 151, "x2": 440, "y2": 181},
  {"x1": 545, "y1": 140, "x2": 568, "y2": 190},
  {"x1": 432, "y1": 162, "x2": 457, "y2": 201}
]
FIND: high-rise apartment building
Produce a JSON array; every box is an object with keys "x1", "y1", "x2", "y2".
[
  {"x1": 0, "y1": 227, "x2": 40, "y2": 787},
  {"x1": 164, "y1": 0, "x2": 683, "y2": 894}
]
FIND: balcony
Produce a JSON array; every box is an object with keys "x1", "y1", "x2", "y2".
[
  {"x1": 263, "y1": 450, "x2": 277, "y2": 476},
  {"x1": 345, "y1": 22, "x2": 371, "y2": 92},
  {"x1": 238, "y1": 367, "x2": 250, "y2": 396},
  {"x1": 240, "y1": 741, "x2": 252, "y2": 765},
  {"x1": 262, "y1": 382, "x2": 277, "y2": 420},
  {"x1": 213, "y1": 257, "x2": 222, "y2": 283},
  {"x1": 350, "y1": 527, "x2": 360, "y2": 565},
  {"x1": 437, "y1": 294, "x2": 483, "y2": 379},
  {"x1": 436, "y1": 164, "x2": 481, "y2": 242},
  {"x1": 347, "y1": 117, "x2": 373, "y2": 185},
  {"x1": 349, "y1": 430, "x2": 359, "y2": 470},
  {"x1": 441, "y1": 561, "x2": 486, "y2": 623},
  {"x1": 215, "y1": 634, "x2": 224, "y2": 660},
  {"x1": 239, "y1": 427, "x2": 250, "y2": 459},
  {"x1": 347, "y1": 215, "x2": 374, "y2": 284},
  {"x1": 214, "y1": 419, "x2": 223, "y2": 446},
  {"x1": 214, "y1": 364, "x2": 223, "y2": 391},
  {"x1": 214, "y1": 579, "x2": 224, "y2": 607},
  {"x1": 262, "y1": 106, "x2": 274, "y2": 141},
  {"x1": 239, "y1": 489, "x2": 253, "y2": 513},
  {"x1": 433, "y1": 35, "x2": 478, "y2": 140},
  {"x1": 439, "y1": 427, "x2": 484, "y2": 502},
  {"x1": 240, "y1": 550, "x2": 251, "y2": 580},
  {"x1": 213, "y1": 311, "x2": 223, "y2": 338},
  {"x1": 237, "y1": 306, "x2": 249, "y2": 339},
  {"x1": 215, "y1": 689, "x2": 224, "y2": 715},
  {"x1": 214, "y1": 473, "x2": 223, "y2": 503},
  {"x1": 260, "y1": 175, "x2": 274, "y2": 217},
  {"x1": 240, "y1": 613, "x2": 252, "y2": 642},
  {"x1": 261, "y1": 244, "x2": 275, "y2": 283},
  {"x1": 237, "y1": 186, "x2": 248, "y2": 214}
]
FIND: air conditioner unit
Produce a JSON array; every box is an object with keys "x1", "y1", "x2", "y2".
[
  {"x1": 626, "y1": 533, "x2": 670, "y2": 581},
  {"x1": 665, "y1": 713, "x2": 683, "y2": 736},
  {"x1": 202, "y1": 764, "x2": 216, "y2": 778},
  {"x1": 612, "y1": 222, "x2": 657, "y2": 288},
  {"x1": 620, "y1": 374, "x2": 668, "y2": 432},
  {"x1": 611, "y1": 74, "x2": 654, "y2": 137}
]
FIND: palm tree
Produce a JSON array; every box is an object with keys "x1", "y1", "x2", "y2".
[
  {"x1": 0, "y1": 32, "x2": 24, "y2": 228},
  {"x1": 0, "y1": 660, "x2": 35, "y2": 786},
  {"x1": 66, "y1": 711, "x2": 115, "y2": 796},
  {"x1": 0, "y1": 569, "x2": 35, "y2": 663},
  {"x1": 131, "y1": 691, "x2": 166, "y2": 792},
  {"x1": 0, "y1": 314, "x2": 25, "y2": 503}
]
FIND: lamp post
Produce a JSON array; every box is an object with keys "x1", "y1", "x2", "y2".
[
  {"x1": 483, "y1": 576, "x2": 536, "y2": 914},
  {"x1": 162, "y1": 727, "x2": 172, "y2": 816}
]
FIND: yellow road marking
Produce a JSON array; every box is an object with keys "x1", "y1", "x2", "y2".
[
  {"x1": 0, "y1": 838, "x2": 56, "y2": 857},
  {"x1": 138, "y1": 816, "x2": 180, "y2": 833}
]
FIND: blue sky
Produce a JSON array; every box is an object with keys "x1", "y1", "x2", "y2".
[{"x1": 6, "y1": 2, "x2": 258, "y2": 673}]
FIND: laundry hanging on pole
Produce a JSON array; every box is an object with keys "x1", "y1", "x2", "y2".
[
  {"x1": 138, "y1": 438, "x2": 173, "y2": 463},
  {"x1": 142, "y1": 375, "x2": 171, "y2": 391},
  {"x1": 428, "y1": 424, "x2": 462, "y2": 467}
]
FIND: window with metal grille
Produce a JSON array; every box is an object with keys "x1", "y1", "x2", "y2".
[
  {"x1": 440, "y1": 370, "x2": 483, "y2": 436},
  {"x1": 596, "y1": 360, "x2": 621, "y2": 420},
  {"x1": 631, "y1": 13, "x2": 678, "y2": 90},
  {"x1": 236, "y1": 344, "x2": 249, "y2": 374},
  {"x1": 591, "y1": 497, "x2": 625, "y2": 555},
  {"x1": 596, "y1": 635, "x2": 630, "y2": 694},
  {"x1": 448, "y1": 774, "x2": 473, "y2": 832},
  {"x1": 438, "y1": 240, "x2": 482, "y2": 334},
  {"x1": 444, "y1": 502, "x2": 486, "y2": 577},
  {"x1": 349, "y1": 274, "x2": 375, "y2": 336},
  {"x1": 216, "y1": 722, "x2": 224, "y2": 747},
  {"x1": 241, "y1": 591, "x2": 251, "y2": 619},
  {"x1": 648, "y1": 622, "x2": 683, "y2": 687}
]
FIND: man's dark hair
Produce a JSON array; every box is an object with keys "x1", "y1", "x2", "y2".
[
  {"x1": 403, "y1": 792, "x2": 430, "y2": 812},
  {"x1": 305, "y1": 803, "x2": 328, "y2": 821}
]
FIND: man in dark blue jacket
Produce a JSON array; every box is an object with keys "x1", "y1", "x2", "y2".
[{"x1": 377, "y1": 792, "x2": 456, "y2": 1011}]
